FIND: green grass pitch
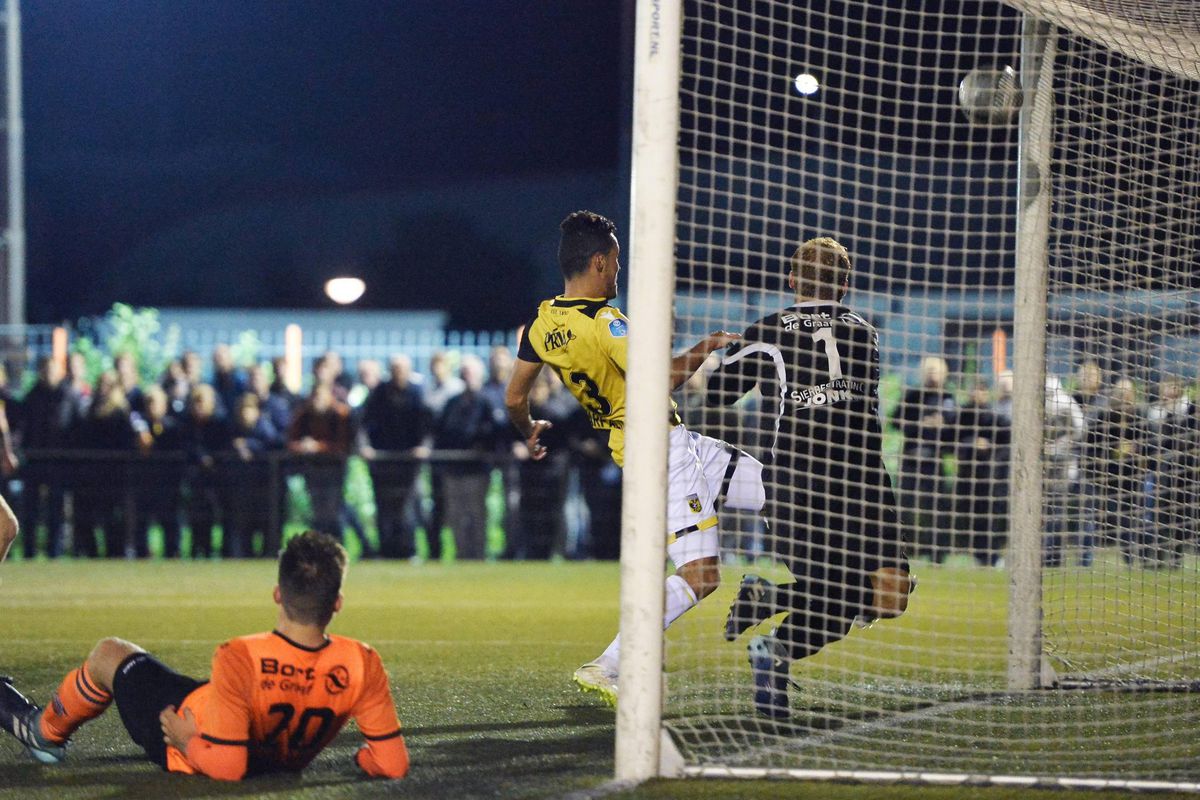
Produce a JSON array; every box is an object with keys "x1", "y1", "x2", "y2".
[{"x1": 1, "y1": 560, "x2": 1198, "y2": 800}]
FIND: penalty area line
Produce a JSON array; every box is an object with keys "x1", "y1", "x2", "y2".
[{"x1": 725, "y1": 691, "x2": 1005, "y2": 760}]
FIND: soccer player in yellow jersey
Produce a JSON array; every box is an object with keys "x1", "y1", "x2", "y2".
[{"x1": 506, "y1": 210, "x2": 765, "y2": 705}]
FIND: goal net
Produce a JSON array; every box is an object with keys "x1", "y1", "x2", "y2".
[{"x1": 620, "y1": 0, "x2": 1200, "y2": 789}]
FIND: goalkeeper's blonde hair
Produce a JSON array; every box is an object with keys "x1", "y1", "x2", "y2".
[{"x1": 790, "y1": 236, "x2": 852, "y2": 300}]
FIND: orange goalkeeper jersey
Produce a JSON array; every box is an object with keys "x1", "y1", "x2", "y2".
[{"x1": 167, "y1": 631, "x2": 407, "y2": 780}]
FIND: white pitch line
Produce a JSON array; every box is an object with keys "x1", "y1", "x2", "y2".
[
  {"x1": 1058, "y1": 651, "x2": 1200, "y2": 680},
  {"x1": 712, "y1": 692, "x2": 1003, "y2": 760}
]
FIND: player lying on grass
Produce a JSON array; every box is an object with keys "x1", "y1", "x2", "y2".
[
  {"x1": 506, "y1": 210, "x2": 765, "y2": 707},
  {"x1": 0, "y1": 530, "x2": 408, "y2": 781},
  {"x1": 709, "y1": 237, "x2": 913, "y2": 719}
]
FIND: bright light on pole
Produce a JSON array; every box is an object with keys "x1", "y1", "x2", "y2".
[
  {"x1": 324, "y1": 277, "x2": 365, "y2": 305},
  {"x1": 793, "y1": 72, "x2": 820, "y2": 96}
]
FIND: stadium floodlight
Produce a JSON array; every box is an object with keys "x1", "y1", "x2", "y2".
[
  {"x1": 621, "y1": 0, "x2": 1200, "y2": 791},
  {"x1": 324, "y1": 277, "x2": 365, "y2": 305}
]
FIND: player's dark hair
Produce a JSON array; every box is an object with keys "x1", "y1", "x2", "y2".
[
  {"x1": 278, "y1": 530, "x2": 348, "y2": 626},
  {"x1": 558, "y1": 210, "x2": 617, "y2": 279},
  {"x1": 791, "y1": 237, "x2": 852, "y2": 300}
]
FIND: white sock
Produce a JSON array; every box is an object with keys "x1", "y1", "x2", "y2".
[
  {"x1": 594, "y1": 575, "x2": 699, "y2": 672},
  {"x1": 663, "y1": 573, "x2": 699, "y2": 627}
]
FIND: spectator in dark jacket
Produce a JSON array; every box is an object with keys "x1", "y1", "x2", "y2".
[
  {"x1": 181, "y1": 384, "x2": 232, "y2": 558},
  {"x1": 211, "y1": 344, "x2": 247, "y2": 416},
  {"x1": 313, "y1": 350, "x2": 352, "y2": 404},
  {"x1": 361, "y1": 355, "x2": 431, "y2": 559},
  {"x1": 483, "y1": 346, "x2": 522, "y2": 559},
  {"x1": 221, "y1": 393, "x2": 282, "y2": 557},
  {"x1": 894, "y1": 356, "x2": 956, "y2": 562},
  {"x1": 421, "y1": 351, "x2": 465, "y2": 560},
  {"x1": 131, "y1": 386, "x2": 186, "y2": 558},
  {"x1": 1085, "y1": 378, "x2": 1148, "y2": 565},
  {"x1": 67, "y1": 352, "x2": 92, "y2": 410},
  {"x1": 266, "y1": 357, "x2": 301, "y2": 429},
  {"x1": 1145, "y1": 377, "x2": 1197, "y2": 567},
  {"x1": 952, "y1": 379, "x2": 1011, "y2": 565},
  {"x1": 72, "y1": 373, "x2": 138, "y2": 558},
  {"x1": 15, "y1": 357, "x2": 82, "y2": 558},
  {"x1": 114, "y1": 353, "x2": 145, "y2": 417},
  {"x1": 288, "y1": 383, "x2": 353, "y2": 545},
  {"x1": 161, "y1": 358, "x2": 192, "y2": 419},
  {"x1": 181, "y1": 350, "x2": 204, "y2": 389},
  {"x1": 434, "y1": 355, "x2": 497, "y2": 560}
]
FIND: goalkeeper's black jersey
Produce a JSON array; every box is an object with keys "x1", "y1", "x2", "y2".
[
  {"x1": 705, "y1": 297, "x2": 902, "y2": 573},
  {"x1": 708, "y1": 299, "x2": 905, "y2": 571},
  {"x1": 707, "y1": 300, "x2": 886, "y2": 473}
]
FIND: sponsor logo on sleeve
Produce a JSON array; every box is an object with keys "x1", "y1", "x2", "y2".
[
  {"x1": 608, "y1": 319, "x2": 628, "y2": 338},
  {"x1": 325, "y1": 665, "x2": 351, "y2": 694},
  {"x1": 687, "y1": 494, "x2": 702, "y2": 513}
]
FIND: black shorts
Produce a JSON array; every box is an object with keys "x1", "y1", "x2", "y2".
[{"x1": 111, "y1": 652, "x2": 207, "y2": 769}]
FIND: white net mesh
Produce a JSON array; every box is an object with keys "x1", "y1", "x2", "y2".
[{"x1": 661, "y1": 0, "x2": 1200, "y2": 784}]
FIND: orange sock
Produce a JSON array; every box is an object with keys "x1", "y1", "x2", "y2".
[{"x1": 39, "y1": 663, "x2": 112, "y2": 744}]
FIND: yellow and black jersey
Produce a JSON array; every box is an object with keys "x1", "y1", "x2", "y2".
[{"x1": 517, "y1": 296, "x2": 634, "y2": 465}]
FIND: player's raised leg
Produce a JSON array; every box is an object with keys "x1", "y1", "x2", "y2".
[
  {"x1": 0, "y1": 637, "x2": 143, "y2": 763},
  {"x1": 737, "y1": 557, "x2": 913, "y2": 718},
  {"x1": 574, "y1": 427, "x2": 722, "y2": 705},
  {"x1": 574, "y1": 558, "x2": 720, "y2": 706},
  {"x1": 724, "y1": 573, "x2": 779, "y2": 641}
]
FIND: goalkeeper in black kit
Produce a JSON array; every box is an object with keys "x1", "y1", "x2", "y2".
[{"x1": 708, "y1": 237, "x2": 913, "y2": 719}]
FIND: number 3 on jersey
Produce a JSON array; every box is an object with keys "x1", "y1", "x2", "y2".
[
  {"x1": 813, "y1": 327, "x2": 843, "y2": 380},
  {"x1": 569, "y1": 371, "x2": 611, "y2": 416}
]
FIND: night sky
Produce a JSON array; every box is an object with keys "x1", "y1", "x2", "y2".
[
  {"x1": 23, "y1": 0, "x2": 1194, "y2": 328},
  {"x1": 24, "y1": 1, "x2": 628, "y2": 325}
]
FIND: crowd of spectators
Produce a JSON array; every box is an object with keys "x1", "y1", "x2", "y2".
[
  {"x1": 1, "y1": 343, "x2": 1196, "y2": 568},
  {"x1": 2, "y1": 344, "x2": 621, "y2": 561},
  {"x1": 887, "y1": 356, "x2": 1199, "y2": 568}
]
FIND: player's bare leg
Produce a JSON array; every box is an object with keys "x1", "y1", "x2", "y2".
[
  {"x1": 575, "y1": 555, "x2": 722, "y2": 707},
  {"x1": 675, "y1": 555, "x2": 721, "y2": 601},
  {"x1": 0, "y1": 637, "x2": 145, "y2": 763},
  {"x1": 75, "y1": 637, "x2": 146, "y2": 693}
]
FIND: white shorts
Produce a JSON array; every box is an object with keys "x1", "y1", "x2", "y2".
[
  {"x1": 666, "y1": 425, "x2": 719, "y2": 567},
  {"x1": 689, "y1": 431, "x2": 766, "y2": 513}
]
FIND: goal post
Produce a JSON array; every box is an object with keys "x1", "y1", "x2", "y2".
[
  {"x1": 1007, "y1": 13, "x2": 1053, "y2": 693},
  {"x1": 621, "y1": 0, "x2": 1200, "y2": 789},
  {"x1": 614, "y1": 0, "x2": 684, "y2": 784}
]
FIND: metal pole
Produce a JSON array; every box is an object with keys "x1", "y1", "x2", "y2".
[
  {"x1": 4, "y1": 0, "x2": 22, "y2": 327},
  {"x1": 1008, "y1": 15, "x2": 1055, "y2": 692},
  {"x1": 615, "y1": 0, "x2": 682, "y2": 783}
]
